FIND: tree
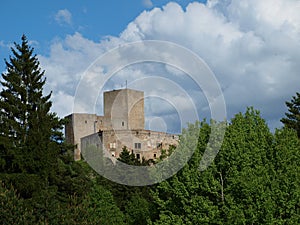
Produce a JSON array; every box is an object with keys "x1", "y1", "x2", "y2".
[
  {"x1": 80, "y1": 184, "x2": 126, "y2": 225},
  {"x1": 217, "y1": 107, "x2": 275, "y2": 224},
  {"x1": 151, "y1": 108, "x2": 279, "y2": 224},
  {"x1": 125, "y1": 193, "x2": 152, "y2": 225},
  {"x1": 270, "y1": 127, "x2": 300, "y2": 223},
  {"x1": 118, "y1": 146, "x2": 139, "y2": 165},
  {"x1": 0, "y1": 182, "x2": 35, "y2": 224},
  {"x1": 151, "y1": 120, "x2": 222, "y2": 225},
  {"x1": 0, "y1": 35, "x2": 64, "y2": 193},
  {"x1": 281, "y1": 92, "x2": 300, "y2": 138},
  {"x1": 112, "y1": 146, "x2": 154, "y2": 213},
  {"x1": 0, "y1": 35, "x2": 96, "y2": 223}
]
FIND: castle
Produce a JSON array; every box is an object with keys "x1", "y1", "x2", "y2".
[{"x1": 65, "y1": 88, "x2": 179, "y2": 161}]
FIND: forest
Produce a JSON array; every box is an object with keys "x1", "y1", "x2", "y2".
[{"x1": 0, "y1": 36, "x2": 299, "y2": 224}]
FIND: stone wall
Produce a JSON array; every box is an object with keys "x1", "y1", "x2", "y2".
[
  {"x1": 65, "y1": 113, "x2": 105, "y2": 160},
  {"x1": 95, "y1": 129, "x2": 178, "y2": 160},
  {"x1": 127, "y1": 89, "x2": 144, "y2": 130},
  {"x1": 65, "y1": 88, "x2": 178, "y2": 161},
  {"x1": 104, "y1": 89, "x2": 144, "y2": 130}
]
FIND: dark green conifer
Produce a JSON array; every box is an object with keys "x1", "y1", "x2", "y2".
[
  {"x1": 281, "y1": 92, "x2": 300, "y2": 138},
  {"x1": 0, "y1": 35, "x2": 64, "y2": 178}
]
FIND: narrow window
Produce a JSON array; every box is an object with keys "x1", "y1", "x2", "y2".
[
  {"x1": 122, "y1": 121, "x2": 124, "y2": 126},
  {"x1": 153, "y1": 153, "x2": 157, "y2": 159},
  {"x1": 110, "y1": 143, "x2": 116, "y2": 149},
  {"x1": 136, "y1": 153, "x2": 140, "y2": 159},
  {"x1": 134, "y1": 143, "x2": 141, "y2": 149}
]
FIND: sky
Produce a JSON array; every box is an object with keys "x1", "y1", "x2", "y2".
[{"x1": 0, "y1": 0, "x2": 300, "y2": 133}]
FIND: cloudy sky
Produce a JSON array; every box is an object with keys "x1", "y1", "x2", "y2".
[{"x1": 1, "y1": 0, "x2": 299, "y2": 133}]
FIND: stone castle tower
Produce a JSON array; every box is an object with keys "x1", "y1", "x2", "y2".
[
  {"x1": 65, "y1": 88, "x2": 178, "y2": 161},
  {"x1": 103, "y1": 88, "x2": 144, "y2": 130}
]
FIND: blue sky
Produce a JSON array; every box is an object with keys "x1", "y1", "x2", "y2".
[
  {"x1": 0, "y1": 0, "x2": 205, "y2": 60},
  {"x1": 1, "y1": 0, "x2": 300, "y2": 133}
]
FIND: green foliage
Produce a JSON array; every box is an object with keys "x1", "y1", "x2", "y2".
[
  {"x1": 0, "y1": 35, "x2": 64, "y2": 176},
  {"x1": 281, "y1": 92, "x2": 300, "y2": 138},
  {"x1": 151, "y1": 107, "x2": 300, "y2": 225},
  {"x1": 217, "y1": 107, "x2": 275, "y2": 224},
  {"x1": 0, "y1": 173, "x2": 44, "y2": 199},
  {"x1": 125, "y1": 194, "x2": 151, "y2": 225},
  {"x1": 118, "y1": 146, "x2": 151, "y2": 166},
  {"x1": 0, "y1": 182, "x2": 35, "y2": 224},
  {"x1": 151, "y1": 213, "x2": 185, "y2": 225},
  {"x1": 79, "y1": 184, "x2": 126, "y2": 225},
  {"x1": 151, "y1": 120, "x2": 222, "y2": 225},
  {"x1": 270, "y1": 128, "x2": 300, "y2": 223},
  {"x1": 0, "y1": 36, "x2": 93, "y2": 224},
  {"x1": 118, "y1": 146, "x2": 140, "y2": 165},
  {"x1": 0, "y1": 36, "x2": 299, "y2": 224}
]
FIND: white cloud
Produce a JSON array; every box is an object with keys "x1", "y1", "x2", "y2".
[
  {"x1": 54, "y1": 9, "x2": 72, "y2": 26},
  {"x1": 41, "y1": 0, "x2": 300, "y2": 132}
]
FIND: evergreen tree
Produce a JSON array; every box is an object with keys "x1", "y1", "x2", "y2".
[
  {"x1": 0, "y1": 182, "x2": 35, "y2": 224},
  {"x1": 112, "y1": 146, "x2": 154, "y2": 213},
  {"x1": 118, "y1": 146, "x2": 139, "y2": 165},
  {"x1": 0, "y1": 35, "x2": 64, "y2": 192},
  {"x1": 281, "y1": 92, "x2": 300, "y2": 138},
  {"x1": 0, "y1": 35, "x2": 94, "y2": 223}
]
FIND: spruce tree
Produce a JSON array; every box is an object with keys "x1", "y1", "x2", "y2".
[
  {"x1": 281, "y1": 92, "x2": 300, "y2": 138},
  {"x1": 0, "y1": 35, "x2": 96, "y2": 223},
  {"x1": 0, "y1": 35, "x2": 64, "y2": 178}
]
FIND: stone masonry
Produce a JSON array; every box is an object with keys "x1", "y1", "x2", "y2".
[{"x1": 65, "y1": 88, "x2": 179, "y2": 161}]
